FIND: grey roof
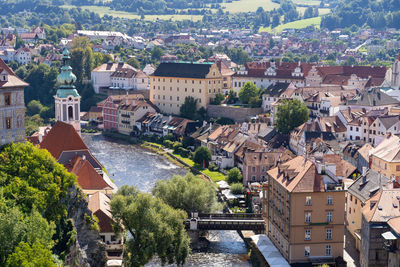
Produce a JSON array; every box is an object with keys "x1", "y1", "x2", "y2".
[
  {"x1": 378, "y1": 115, "x2": 400, "y2": 130},
  {"x1": 263, "y1": 82, "x2": 290, "y2": 97},
  {"x1": 58, "y1": 150, "x2": 103, "y2": 170},
  {"x1": 346, "y1": 87, "x2": 400, "y2": 107},
  {"x1": 347, "y1": 169, "x2": 390, "y2": 203},
  {"x1": 152, "y1": 62, "x2": 213, "y2": 79}
]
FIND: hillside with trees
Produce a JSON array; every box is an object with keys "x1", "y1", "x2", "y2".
[{"x1": 321, "y1": 0, "x2": 400, "y2": 29}]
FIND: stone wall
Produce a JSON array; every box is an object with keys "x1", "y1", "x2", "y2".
[{"x1": 207, "y1": 105, "x2": 263, "y2": 123}]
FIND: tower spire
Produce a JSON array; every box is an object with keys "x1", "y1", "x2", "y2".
[{"x1": 54, "y1": 48, "x2": 81, "y2": 135}]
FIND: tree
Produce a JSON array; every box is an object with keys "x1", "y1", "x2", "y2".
[
  {"x1": 70, "y1": 36, "x2": 91, "y2": 50},
  {"x1": 70, "y1": 48, "x2": 85, "y2": 85},
  {"x1": 230, "y1": 183, "x2": 245, "y2": 194},
  {"x1": 345, "y1": 56, "x2": 357, "y2": 66},
  {"x1": 227, "y1": 167, "x2": 242, "y2": 184},
  {"x1": 84, "y1": 47, "x2": 94, "y2": 79},
  {"x1": 275, "y1": 99, "x2": 309, "y2": 134},
  {"x1": 0, "y1": 204, "x2": 55, "y2": 265},
  {"x1": 180, "y1": 96, "x2": 198, "y2": 119},
  {"x1": 239, "y1": 82, "x2": 259, "y2": 104},
  {"x1": 6, "y1": 242, "x2": 57, "y2": 267},
  {"x1": 110, "y1": 186, "x2": 190, "y2": 267},
  {"x1": 127, "y1": 57, "x2": 140, "y2": 69},
  {"x1": 193, "y1": 146, "x2": 212, "y2": 168},
  {"x1": 211, "y1": 93, "x2": 225, "y2": 105},
  {"x1": 227, "y1": 89, "x2": 237, "y2": 104},
  {"x1": 272, "y1": 13, "x2": 280, "y2": 28},
  {"x1": 151, "y1": 46, "x2": 164, "y2": 61},
  {"x1": 0, "y1": 142, "x2": 76, "y2": 223},
  {"x1": 152, "y1": 173, "x2": 220, "y2": 214},
  {"x1": 27, "y1": 100, "x2": 43, "y2": 116}
]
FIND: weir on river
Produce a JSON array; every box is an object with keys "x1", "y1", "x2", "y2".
[{"x1": 82, "y1": 133, "x2": 252, "y2": 267}]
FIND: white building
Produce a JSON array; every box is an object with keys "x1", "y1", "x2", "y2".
[
  {"x1": 91, "y1": 62, "x2": 135, "y2": 93},
  {"x1": 110, "y1": 68, "x2": 149, "y2": 90}
]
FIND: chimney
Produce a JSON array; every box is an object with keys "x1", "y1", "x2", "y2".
[
  {"x1": 125, "y1": 98, "x2": 129, "y2": 105},
  {"x1": 82, "y1": 154, "x2": 86, "y2": 161},
  {"x1": 131, "y1": 99, "x2": 136, "y2": 106},
  {"x1": 316, "y1": 161, "x2": 322, "y2": 174},
  {"x1": 362, "y1": 166, "x2": 367, "y2": 177}
]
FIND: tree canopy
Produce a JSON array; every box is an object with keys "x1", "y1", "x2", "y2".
[
  {"x1": 193, "y1": 146, "x2": 212, "y2": 168},
  {"x1": 227, "y1": 167, "x2": 242, "y2": 184},
  {"x1": 152, "y1": 173, "x2": 220, "y2": 214},
  {"x1": 110, "y1": 185, "x2": 190, "y2": 267},
  {"x1": 239, "y1": 82, "x2": 259, "y2": 104},
  {"x1": 275, "y1": 99, "x2": 309, "y2": 134},
  {"x1": 180, "y1": 96, "x2": 198, "y2": 120}
]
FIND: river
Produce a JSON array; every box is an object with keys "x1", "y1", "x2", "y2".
[{"x1": 82, "y1": 133, "x2": 252, "y2": 267}]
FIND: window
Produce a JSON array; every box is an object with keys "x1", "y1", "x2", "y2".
[
  {"x1": 327, "y1": 196, "x2": 333, "y2": 205},
  {"x1": 5, "y1": 117, "x2": 11, "y2": 129},
  {"x1": 306, "y1": 196, "x2": 312, "y2": 206},
  {"x1": 305, "y1": 212, "x2": 311, "y2": 223},
  {"x1": 4, "y1": 94, "x2": 11, "y2": 106},
  {"x1": 304, "y1": 246, "x2": 310, "y2": 257},
  {"x1": 326, "y1": 211, "x2": 332, "y2": 222},
  {"x1": 326, "y1": 229, "x2": 332, "y2": 240},
  {"x1": 177, "y1": 96, "x2": 179, "y2": 101},
  {"x1": 305, "y1": 229, "x2": 311, "y2": 240},
  {"x1": 252, "y1": 167, "x2": 256, "y2": 172},
  {"x1": 326, "y1": 245, "x2": 331, "y2": 256}
]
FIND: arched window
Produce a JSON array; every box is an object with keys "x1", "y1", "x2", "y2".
[{"x1": 68, "y1": 106, "x2": 73, "y2": 120}]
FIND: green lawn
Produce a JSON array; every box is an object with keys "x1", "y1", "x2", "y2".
[
  {"x1": 173, "y1": 153, "x2": 226, "y2": 183},
  {"x1": 61, "y1": 5, "x2": 202, "y2": 21},
  {"x1": 259, "y1": 16, "x2": 321, "y2": 33},
  {"x1": 221, "y1": 0, "x2": 279, "y2": 13}
]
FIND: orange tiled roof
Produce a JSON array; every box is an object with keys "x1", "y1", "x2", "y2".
[
  {"x1": 66, "y1": 156, "x2": 112, "y2": 190},
  {"x1": 39, "y1": 121, "x2": 88, "y2": 159},
  {"x1": 267, "y1": 156, "x2": 324, "y2": 193}
]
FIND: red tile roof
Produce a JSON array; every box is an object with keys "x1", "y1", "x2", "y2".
[
  {"x1": 88, "y1": 191, "x2": 113, "y2": 233},
  {"x1": 39, "y1": 121, "x2": 88, "y2": 159},
  {"x1": 66, "y1": 156, "x2": 112, "y2": 190}
]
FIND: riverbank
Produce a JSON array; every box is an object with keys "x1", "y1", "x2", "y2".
[{"x1": 82, "y1": 133, "x2": 253, "y2": 266}]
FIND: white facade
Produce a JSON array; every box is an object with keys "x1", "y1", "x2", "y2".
[{"x1": 55, "y1": 94, "x2": 81, "y2": 135}]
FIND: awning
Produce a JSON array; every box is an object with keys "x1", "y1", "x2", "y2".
[{"x1": 382, "y1": 231, "x2": 398, "y2": 240}]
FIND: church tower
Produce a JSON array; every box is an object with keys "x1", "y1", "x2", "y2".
[{"x1": 54, "y1": 48, "x2": 81, "y2": 135}]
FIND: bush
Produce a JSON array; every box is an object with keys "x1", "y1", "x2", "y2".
[
  {"x1": 164, "y1": 133, "x2": 174, "y2": 141},
  {"x1": 230, "y1": 183, "x2": 245, "y2": 195},
  {"x1": 163, "y1": 140, "x2": 173, "y2": 148},
  {"x1": 173, "y1": 142, "x2": 183, "y2": 153},
  {"x1": 227, "y1": 167, "x2": 243, "y2": 184},
  {"x1": 178, "y1": 147, "x2": 190, "y2": 158},
  {"x1": 208, "y1": 163, "x2": 219, "y2": 172}
]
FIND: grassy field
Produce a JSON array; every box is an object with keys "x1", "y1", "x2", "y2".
[
  {"x1": 292, "y1": 0, "x2": 321, "y2": 6},
  {"x1": 61, "y1": 5, "x2": 203, "y2": 21},
  {"x1": 220, "y1": 0, "x2": 279, "y2": 13},
  {"x1": 259, "y1": 16, "x2": 321, "y2": 33}
]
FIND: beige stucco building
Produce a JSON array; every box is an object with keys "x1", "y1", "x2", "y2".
[
  {"x1": 0, "y1": 58, "x2": 27, "y2": 145},
  {"x1": 150, "y1": 62, "x2": 223, "y2": 115},
  {"x1": 118, "y1": 100, "x2": 156, "y2": 135},
  {"x1": 370, "y1": 135, "x2": 400, "y2": 182},
  {"x1": 262, "y1": 156, "x2": 345, "y2": 265}
]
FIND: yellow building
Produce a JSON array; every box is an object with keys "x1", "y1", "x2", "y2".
[
  {"x1": 0, "y1": 58, "x2": 27, "y2": 145},
  {"x1": 262, "y1": 156, "x2": 345, "y2": 265},
  {"x1": 118, "y1": 100, "x2": 156, "y2": 135},
  {"x1": 150, "y1": 62, "x2": 223, "y2": 115},
  {"x1": 370, "y1": 135, "x2": 400, "y2": 182}
]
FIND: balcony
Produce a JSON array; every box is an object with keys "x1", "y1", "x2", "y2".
[{"x1": 121, "y1": 120, "x2": 130, "y2": 124}]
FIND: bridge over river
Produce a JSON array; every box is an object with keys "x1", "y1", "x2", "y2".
[{"x1": 186, "y1": 213, "x2": 266, "y2": 232}]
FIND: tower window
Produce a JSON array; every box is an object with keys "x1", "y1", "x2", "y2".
[{"x1": 68, "y1": 106, "x2": 73, "y2": 120}]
